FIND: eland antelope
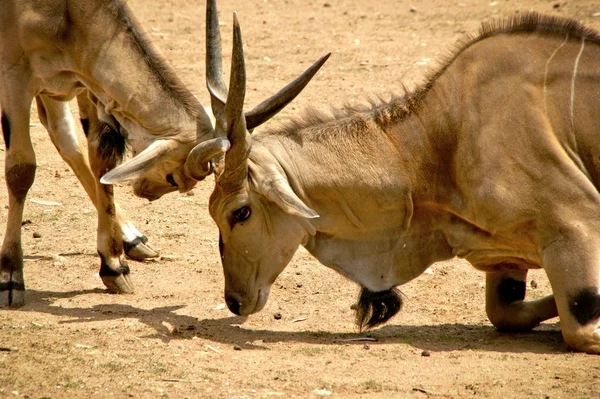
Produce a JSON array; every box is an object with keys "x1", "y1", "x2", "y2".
[
  {"x1": 0, "y1": 0, "x2": 326, "y2": 306},
  {"x1": 206, "y1": 9, "x2": 600, "y2": 354}
]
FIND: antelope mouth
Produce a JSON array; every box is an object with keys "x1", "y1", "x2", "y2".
[
  {"x1": 225, "y1": 287, "x2": 271, "y2": 316},
  {"x1": 252, "y1": 287, "x2": 271, "y2": 314}
]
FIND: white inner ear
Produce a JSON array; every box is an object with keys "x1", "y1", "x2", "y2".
[
  {"x1": 100, "y1": 139, "x2": 176, "y2": 184},
  {"x1": 249, "y1": 159, "x2": 319, "y2": 219}
]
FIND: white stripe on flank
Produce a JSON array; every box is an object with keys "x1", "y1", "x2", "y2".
[
  {"x1": 570, "y1": 37, "x2": 586, "y2": 134},
  {"x1": 543, "y1": 34, "x2": 569, "y2": 112}
]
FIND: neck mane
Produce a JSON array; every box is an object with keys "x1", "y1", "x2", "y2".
[
  {"x1": 108, "y1": 0, "x2": 202, "y2": 118},
  {"x1": 264, "y1": 11, "x2": 600, "y2": 144}
]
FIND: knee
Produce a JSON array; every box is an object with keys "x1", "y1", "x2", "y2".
[
  {"x1": 561, "y1": 324, "x2": 600, "y2": 354},
  {"x1": 486, "y1": 304, "x2": 539, "y2": 332},
  {"x1": 486, "y1": 278, "x2": 542, "y2": 331},
  {"x1": 562, "y1": 287, "x2": 600, "y2": 353},
  {"x1": 6, "y1": 163, "x2": 36, "y2": 203}
]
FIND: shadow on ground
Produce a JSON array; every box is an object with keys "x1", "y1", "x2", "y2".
[{"x1": 15, "y1": 288, "x2": 568, "y2": 355}]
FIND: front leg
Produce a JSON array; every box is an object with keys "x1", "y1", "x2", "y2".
[
  {"x1": 75, "y1": 93, "x2": 157, "y2": 261},
  {"x1": 86, "y1": 115, "x2": 134, "y2": 293},
  {"x1": 542, "y1": 226, "x2": 600, "y2": 354},
  {"x1": 0, "y1": 84, "x2": 36, "y2": 306},
  {"x1": 485, "y1": 268, "x2": 558, "y2": 331}
]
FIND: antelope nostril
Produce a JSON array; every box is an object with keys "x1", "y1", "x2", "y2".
[{"x1": 225, "y1": 293, "x2": 242, "y2": 316}]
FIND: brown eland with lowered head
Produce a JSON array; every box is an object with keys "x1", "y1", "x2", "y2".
[
  {"x1": 0, "y1": 0, "x2": 327, "y2": 305},
  {"x1": 207, "y1": 9, "x2": 600, "y2": 354}
]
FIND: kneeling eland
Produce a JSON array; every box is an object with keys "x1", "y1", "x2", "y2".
[{"x1": 207, "y1": 9, "x2": 600, "y2": 354}]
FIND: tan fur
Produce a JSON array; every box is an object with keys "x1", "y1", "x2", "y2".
[
  {"x1": 0, "y1": 0, "x2": 214, "y2": 303},
  {"x1": 211, "y1": 12, "x2": 600, "y2": 354}
]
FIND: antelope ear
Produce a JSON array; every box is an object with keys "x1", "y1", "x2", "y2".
[
  {"x1": 100, "y1": 140, "x2": 176, "y2": 184},
  {"x1": 264, "y1": 179, "x2": 319, "y2": 219},
  {"x1": 248, "y1": 157, "x2": 318, "y2": 219}
]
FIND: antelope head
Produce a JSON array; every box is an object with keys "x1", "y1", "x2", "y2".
[
  {"x1": 205, "y1": 0, "x2": 328, "y2": 316},
  {"x1": 97, "y1": 99, "x2": 226, "y2": 201}
]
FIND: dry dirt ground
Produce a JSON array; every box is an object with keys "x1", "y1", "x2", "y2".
[{"x1": 2, "y1": 0, "x2": 600, "y2": 398}]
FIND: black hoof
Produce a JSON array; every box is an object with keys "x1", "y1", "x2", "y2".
[{"x1": 0, "y1": 281, "x2": 26, "y2": 307}]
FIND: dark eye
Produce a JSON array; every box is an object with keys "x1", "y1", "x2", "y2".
[
  {"x1": 233, "y1": 206, "x2": 251, "y2": 223},
  {"x1": 166, "y1": 174, "x2": 177, "y2": 187}
]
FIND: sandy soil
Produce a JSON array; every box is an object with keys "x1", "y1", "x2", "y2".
[{"x1": 2, "y1": 0, "x2": 600, "y2": 398}]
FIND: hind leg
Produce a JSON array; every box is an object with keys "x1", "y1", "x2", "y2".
[
  {"x1": 485, "y1": 268, "x2": 558, "y2": 331},
  {"x1": 542, "y1": 226, "x2": 600, "y2": 354},
  {"x1": 0, "y1": 87, "x2": 35, "y2": 306}
]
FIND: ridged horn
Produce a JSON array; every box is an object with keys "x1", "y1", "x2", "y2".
[
  {"x1": 183, "y1": 137, "x2": 231, "y2": 180},
  {"x1": 220, "y1": 12, "x2": 250, "y2": 187},
  {"x1": 245, "y1": 53, "x2": 331, "y2": 130},
  {"x1": 206, "y1": 0, "x2": 227, "y2": 131}
]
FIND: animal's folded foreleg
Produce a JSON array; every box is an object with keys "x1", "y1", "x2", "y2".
[{"x1": 485, "y1": 269, "x2": 558, "y2": 332}]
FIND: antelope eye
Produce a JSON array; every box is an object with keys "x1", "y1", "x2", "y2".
[
  {"x1": 166, "y1": 174, "x2": 177, "y2": 187},
  {"x1": 233, "y1": 206, "x2": 251, "y2": 222}
]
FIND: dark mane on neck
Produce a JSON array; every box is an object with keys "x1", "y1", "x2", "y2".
[
  {"x1": 267, "y1": 12, "x2": 600, "y2": 142},
  {"x1": 110, "y1": 0, "x2": 201, "y2": 118},
  {"x1": 266, "y1": 95, "x2": 415, "y2": 144},
  {"x1": 418, "y1": 11, "x2": 600, "y2": 99}
]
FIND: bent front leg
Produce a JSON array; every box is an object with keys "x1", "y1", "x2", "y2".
[
  {"x1": 85, "y1": 109, "x2": 134, "y2": 294},
  {"x1": 37, "y1": 94, "x2": 157, "y2": 261},
  {"x1": 75, "y1": 93, "x2": 158, "y2": 261},
  {"x1": 485, "y1": 269, "x2": 558, "y2": 332}
]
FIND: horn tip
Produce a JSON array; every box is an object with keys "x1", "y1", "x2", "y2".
[
  {"x1": 100, "y1": 174, "x2": 116, "y2": 185},
  {"x1": 219, "y1": 137, "x2": 231, "y2": 152}
]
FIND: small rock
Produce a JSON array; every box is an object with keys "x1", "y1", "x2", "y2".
[
  {"x1": 530, "y1": 280, "x2": 538, "y2": 289},
  {"x1": 33, "y1": 232, "x2": 42, "y2": 238},
  {"x1": 52, "y1": 254, "x2": 66, "y2": 265},
  {"x1": 363, "y1": 344, "x2": 370, "y2": 350},
  {"x1": 421, "y1": 350, "x2": 431, "y2": 357},
  {"x1": 274, "y1": 312, "x2": 282, "y2": 320},
  {"x1": 233, "y1": 344, "x2": 242, "y2": 351},
  {"x1": 410, "y1": 6, "x2": 417, "y2": 13},
  {"x1": 54, "y1": 170, "x2": 61, "y2": 178},
  {"x1": 553, "y1": 2, "x2": 561, "y2": 8},
  {"x1": 296, "y1": 282, "x2": 303, "y2": 288},
  {"x1": 314, "y1": 388, "x2": 332, "y2": 396},
  {"x1": 159, "y1": 255, "x2": 179, "y2": 262},
  {"x1": 323, "y1": 3, "x2": 331, "y2": 7},
  {"x1": 350, "y1": 303, "x2": 358, "y2": 310},
  {"x1": 21, "y1": 220, "x2": 32, "y2": 226},
  {"x1": 186, "y1": 190, "x2": 195, "y2": 197}
]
